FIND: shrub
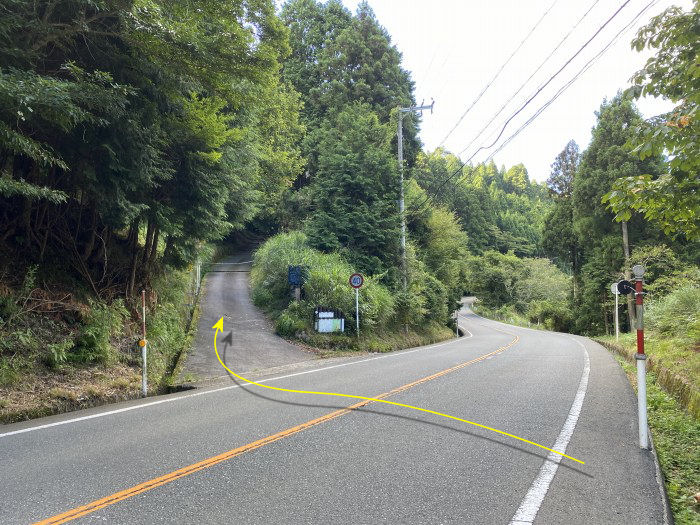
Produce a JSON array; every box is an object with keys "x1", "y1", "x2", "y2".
[
  {"x1": 527, "y1": 299, "x2": 572, "y2": 332},
  {"x1": 252, "y1": 232, "x2": 395, "y2": 332},
  {"x1": 275, "y1": 311, "x2": 307, "y2": 337},
  {"x1": 646, "y1": 287, "x2": 700, "y2": 342},
  {"x1": 70, "y1": 300, "x2": 128, "y2": 365},
  {"x1": 44, "y1": 340, "x2": 73, "y2": 369}
]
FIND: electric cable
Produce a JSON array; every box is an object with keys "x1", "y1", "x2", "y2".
[
  {"x1": 457, "y1": 0, "x2": 601, "y2": 158},
  {"x1": 435, "y1": 0, "x2": 560, "y2": 148},
  {"x1": 405, "y1": 0, "x2": 636, "y2": 219},
  {"x1": 482, "y1": 0, "x2": 659, "y2": 165}
]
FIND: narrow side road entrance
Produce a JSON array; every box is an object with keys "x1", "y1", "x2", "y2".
[{"x1": 182, "y1": 251, "x2": 312, "y2": 382}]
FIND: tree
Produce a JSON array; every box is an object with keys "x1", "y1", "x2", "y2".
[
  {"x1": 573, "y1": 94, "x2": 663, "y2": 330},
  {"x1": 305, "y1": 103, "x2": 400, "y2": 276},
  {"x1": 504, "y1": 164, "x2": 529, "y2": 194},
  {"x1": 0, "y1": 0, "x2": 302, "y2": 296},
  {"x1": 546, "y1": 140, "x2": 579, "y2": 197},
  {"x1": 542, "y1": 141, "x2": 581, "y2": 298},
  {"x1": 280, "y1": 0, "x2": 417, "y2": 181},
  {"x1": 604, "y1": 4, "x2": 699, "y2": 240}
]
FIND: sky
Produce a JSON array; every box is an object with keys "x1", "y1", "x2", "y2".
[{"x1": 337, "y1": 0, "x2": 689, "y2": 182}]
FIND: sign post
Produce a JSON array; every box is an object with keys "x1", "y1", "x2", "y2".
[
  {"x1": 349, "y1": 273, "x2": 364, "y2": 337},
  {"x1": 610, "y1": 282, "x2": 619, "y2": 341}
]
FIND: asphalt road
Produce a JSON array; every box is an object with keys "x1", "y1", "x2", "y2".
[
  {"x1": 183, "y1": 252, "x2": 312, "y2": 382},
  {"x1": 0, "y1": 306, "x2": 667, "y2": 524}
]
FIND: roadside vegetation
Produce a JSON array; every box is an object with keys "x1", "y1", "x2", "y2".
[
  {"x1": 251, "y1": 232, "x2": 453, "y2": 352},
  {"x1": 597, "y1": 256, "x2": 700, "y2": 418},
  {"x1": 0, "y1": 261, "x2": 204, "y2": 423},
  {"x1": 466, "y1": 251, "x2": 571, "y2": 331},
  {"x1": 615, "y1": 357, "x2": 699, "y2": 524}
]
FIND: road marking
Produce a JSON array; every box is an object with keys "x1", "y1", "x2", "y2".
[
  {"x1": 0, "y1": 327, "x2": 475, "y2": 440},
  {"x1": 35, "y1": 333, "x2": 519, "y2": 525},
  {"x1": 212, "y1": 319, "x2": 583, "y2": 465},
  {"x1": 509, "y1": 338, "x2": 591, "y2": 524}
]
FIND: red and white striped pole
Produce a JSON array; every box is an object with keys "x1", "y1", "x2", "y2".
[{"x1": 632, "y1": 265, "x2": 648, "y2": 449}]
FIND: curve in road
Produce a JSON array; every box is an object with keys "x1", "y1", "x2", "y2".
[{"x1": 0, "y1": 303, "x2": 668, "y2": 524}]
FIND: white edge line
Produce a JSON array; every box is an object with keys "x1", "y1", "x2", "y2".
[
  {"x1": 0, "y1": 319, "x2": 478, "y2": 439},
  {"x1": 509, "y1": 338, "x2": 590, "y2": 525}
]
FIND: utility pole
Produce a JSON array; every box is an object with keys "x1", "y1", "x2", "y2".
[{"x1": 397, "y1": 99, "x2": 434, "y2": 289}]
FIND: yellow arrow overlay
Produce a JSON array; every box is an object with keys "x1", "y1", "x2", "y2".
[{"x1": 212, "y1": 317, "x2": 585, "y2": 465}]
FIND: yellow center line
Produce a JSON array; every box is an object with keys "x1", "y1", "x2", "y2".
[
  {"x1": 36, "y1": 328, "x2": 522, "y2": 524},
  {"x1": 212, "y1": 320, "x2": 583, "y2": 466}
]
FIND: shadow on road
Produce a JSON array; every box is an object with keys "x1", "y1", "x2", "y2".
[{"x1": 219, "y1": 336, "x2": 593, "y2": 478}]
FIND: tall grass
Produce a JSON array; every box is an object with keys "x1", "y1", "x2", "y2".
[{"x1": 251, "y1": 232, "x2": 395, "y2": 334}]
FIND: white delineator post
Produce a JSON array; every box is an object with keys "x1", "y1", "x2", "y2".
[
  {"x1": 140, "y1": 290, "x2": 148, "y2": 398},
  {"x1": 633, "y1": 265, "x2": 648, "y2": 449},
  {"x1": 613, "y1": 282, "x2": 619, "y2": 341}
]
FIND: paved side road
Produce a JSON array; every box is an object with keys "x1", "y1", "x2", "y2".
[
  {"x1": 0, "y1": 305, "x2": 668, "y2": 524},
  {"x1": 183, "y1": 251, "x2": 313, "y2": 382}
]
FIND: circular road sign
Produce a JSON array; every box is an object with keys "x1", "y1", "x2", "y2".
[
  {"x1": 617, "y1": 280, "x2": 635, "y2": 295},
  {"x1": 610, "y1": 283, "x2": 619, "y2": 295},
  {"x1": 349, "y1": 273, "x2": 364, "y2": 289}
]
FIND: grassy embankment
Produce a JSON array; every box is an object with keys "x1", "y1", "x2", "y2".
[
  {"x1": 596, "y1": 288, "x2": 699, "y2": 523},
  {"x1": 612, "y1": 356, "x2": 699, "y2": 524},
  {"x1": 251, "y1": 232, "x2": 455, "y2": 356},
  {"x1": 0, "y1": 251, "x2": 212, "y2": 424}
]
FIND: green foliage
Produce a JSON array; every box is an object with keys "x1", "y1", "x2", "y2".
[
  {"x1": 275, "y1": 308, "x2": 308, "y2": 338},
  {"x1": 613, "y1": 354, "x2": 699, "y2": 524},
  {"x1": 546, "y1": 140, "x2": 579, "y2": 197},
  {"x1": 281, "y1": 0, "x2": 417, "y2": 178},
  {"x1": 412, "y1": 150, "x2": 550, "y2": 257},
  {"x1": 251, "y1": 232, "x2": 395, "y2": 333},
  {"x1": 574, "y1": 94, "x2": 662, "y2": 241},
  {"x1": 305, "y1": 103, "x2": 400, "y2": 275},
  {"x1": 646, "y1": 287, "x2": 700, "y2": 342},
  {"x1": 466, "y1": 251, "x2": 572, "y2": 330},
  {"x1": 0, "y1": 0, "x2": 302, "y2": 294},
  {"x1": 71, "y1": 300, "x2": 128, "y2": 365},
  {"x1": 44, "y1": 340, "x2": 74, "y2": 369},
  {"x1": 605, "y1": 5, "x2": 699, "y2": 240}
]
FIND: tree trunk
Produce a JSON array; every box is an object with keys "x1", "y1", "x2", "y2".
[
  {"x1": 621, "y1": 221, "x2": 636, "y2": 331},
  {"x1": 82, "y1": 204, "x2": 97, "y2": 261},
  {"x1": 141, "y1": 219, "x2": 155, "y2": 266},
  {"x1": 126, "y1": 221, "x2": 140, "y2": 298},
  {"x1": 146, "y1": 225, "x2": 160, "y2": 268}
]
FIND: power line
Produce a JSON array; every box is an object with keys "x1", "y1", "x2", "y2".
[
  {"x1": 483, "y1": 0, "x2": 660, "y2": 165},
  {"x1": 465, "y1": 0, "x2": 634, "y2": 159},
  {"x1": 435, "y1": 0, "x2": 560, "y2": 149},
  {"x1": 457, "y1": 0, "x2": 601, "y2": 158},
  {"x1": 406, "y1": 0, "x2": 638, "y2": 219}
]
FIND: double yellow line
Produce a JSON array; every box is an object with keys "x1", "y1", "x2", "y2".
[{"x1": 36, "y1": 318, "x2": 581, "y2": 524}]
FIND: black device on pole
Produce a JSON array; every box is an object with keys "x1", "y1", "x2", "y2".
[{"x1": 616, "y1": 280, "x2": 635, "y2": 295}]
